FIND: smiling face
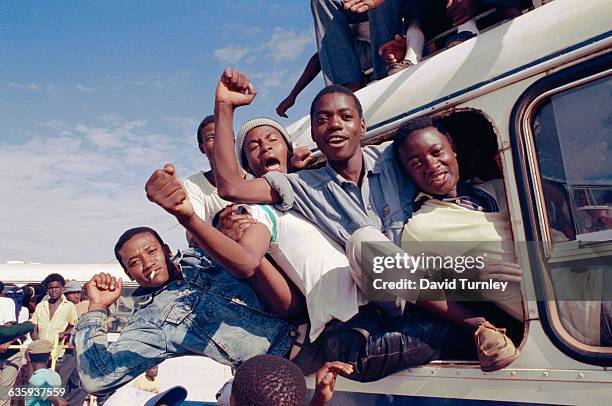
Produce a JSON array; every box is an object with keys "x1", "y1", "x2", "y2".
[
  {"x1": 397, "y1": 127, "x2": 460, "y2": 197},
  {"x1": 117, "y1": 232, "x2": 171, "y2": 288},
  {"x1": 243, "y1": 125, "x2": 290, "y2": 177},
  {"x1": 311, "y1": 93, "x2": 365, "y2": 163}
]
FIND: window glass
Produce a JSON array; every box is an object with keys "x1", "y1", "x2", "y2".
[
  {"x1": 531, "y1": 75, "x2": 612, "y2": 348},
  {"x1": 533, "y1": 76, "x2": 612, "y2": 242}
]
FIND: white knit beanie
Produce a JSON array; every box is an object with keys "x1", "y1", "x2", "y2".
[{"x1": 236, "y1": 118, "x2": 293, "y2": 168}]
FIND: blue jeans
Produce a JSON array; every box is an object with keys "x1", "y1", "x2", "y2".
[
  {"x1": 311, "y1": 0, "x2": 402, "y2": 84},
  {"x1": 74, "y1": 248, "x2": 296, "y2": 395}
]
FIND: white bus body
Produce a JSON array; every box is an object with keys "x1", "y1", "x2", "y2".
[{"x1": 288, "y1": 0, "x2": 612, "y2": 404}]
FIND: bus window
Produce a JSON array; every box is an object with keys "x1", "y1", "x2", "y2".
[{"x1": 527, "y1": 73, "x2": 612, "y2": 351}]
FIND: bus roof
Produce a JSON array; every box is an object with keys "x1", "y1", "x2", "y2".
[{"x1": 287, "y1": 0, "x2": 612, "y2": 149}]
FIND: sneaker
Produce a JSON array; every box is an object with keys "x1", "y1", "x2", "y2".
[{"x1": 475, "y1": 321, "x2": 519, "y2": 372}]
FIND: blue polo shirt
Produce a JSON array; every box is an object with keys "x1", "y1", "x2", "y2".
[{"x1": 263, "y1": 142, "x2": 416, "y2": 246}]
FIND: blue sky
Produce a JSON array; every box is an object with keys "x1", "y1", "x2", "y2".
[{"x1": 0, "y1": 1, "x2": 324, "y2": 263}]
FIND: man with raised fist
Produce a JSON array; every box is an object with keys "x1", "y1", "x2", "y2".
[{"x1": 73, "y1": 221, "x2": 300, "y2": 396}]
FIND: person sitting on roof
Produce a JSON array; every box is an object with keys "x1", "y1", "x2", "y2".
[
  {"x1": 311, "y1": 0, "x2": 403, "y2": 91},
  {"x1": 380, "y1": 0, "x2": 531, "y2": 74},
  {"x1": 276, "y1": 23, "x2": 371, "y2": 118}
]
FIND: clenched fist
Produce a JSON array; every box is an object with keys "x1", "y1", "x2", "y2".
[
  {"x1": 145, "y1": 164, "x2": 194, "y2": 222},
  {"x1": 87, "y1": 273, "x2": 123, "y2": 312},
  {"x1": 215, "y1": 68, "x2": 257, "y2": 108}
]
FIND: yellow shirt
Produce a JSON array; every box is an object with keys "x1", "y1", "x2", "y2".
[
  {"x1": 131, "y1": 374, "x2": 160, "y2": 393},
  {"x1": 32, "y1": 295, "x2": 78, "y2": 356},
  {"x1": 401, "y1": 179, "x2": 522, "y2": 320}
]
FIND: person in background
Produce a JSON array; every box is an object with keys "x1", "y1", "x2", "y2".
[
  {"x1": 25, "y1": 339, "x2": 67, "y2": 406},
  {"x1": 132, "y1": 365, "x2": 161, "y2": 394},
  {"x1": 230, "y1": 355, "x2": 352, "y2": 406},
  {"x1": 57, "y1": 281, "x2": 88, "y2": 406},
  {"x1": 62, "y1": 282, "x2": 81, "y2": 308},
  {"x1": 0, "y1": 282, "x2": 34, "y2": 406},
  {"x1": 31, "y1": 275, "x2": 77, "y2": 346},
  {"x1": 31, "y1": 274, "x2": 78, "y2": 405},
  {"x1": 183, "y1": 115, "x2": 236, "y2": 227},
  {"x1": 24, "y1": 286, "x2": 43, "y2": 318}
]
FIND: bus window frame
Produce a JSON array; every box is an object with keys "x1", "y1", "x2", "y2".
[{"x1": 510, "y1": 51, "x2": 612, "y2": 365}]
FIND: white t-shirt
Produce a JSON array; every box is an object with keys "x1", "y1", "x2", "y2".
[
  {"x1": 183, "y1": 171, "x2": 231, "y2": 224},
  {"x1": 247, "y1": 205, "x2": 367, "y2": 341},
  {"x1": 0, "y1": 297, "x2": 16, "y2": 325}
]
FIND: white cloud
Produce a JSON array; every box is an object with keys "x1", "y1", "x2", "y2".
[
  {"x1": 213, "y1": 27, "x2": 313, "y2": 67},
  {"x1": 8, "y1": 82, "x2": 40, "y2": 91},
  {"x1": 267, "y1": 28, "x2": 312, "y2": 62},
  {"x1": 76, "y1": 84, "x2": 94, "y2": 93},
  {"x1": 0, "y1": 116, "x2": 202, "y2": 263},
  {"x1": 113, "y1": 70, "x2": 193, "y2": 92},
  {"x1": 252, "y1": 69, "x2": 289, "y2": 97},
  {"x1": 214, "y1": 45, "x2": 249, "y2": 64}
]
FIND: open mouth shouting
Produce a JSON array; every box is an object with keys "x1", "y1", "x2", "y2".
[{"x1": 264, "y1": 157, "x2": 281, "y2": 171}]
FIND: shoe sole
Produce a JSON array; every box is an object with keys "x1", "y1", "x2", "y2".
[{"x1": 480, "y1": 349, "x2": 520, "y2": 372}]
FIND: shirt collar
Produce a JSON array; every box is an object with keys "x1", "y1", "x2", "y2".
[
  {"x1": 44, "y1": 295, "x2": 70, "y2": 307},
  {"x1": 324, "y1": 151, "x2": 376, "y2": 185}
]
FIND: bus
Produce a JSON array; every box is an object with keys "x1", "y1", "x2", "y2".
[
  {"x1": 2, "y1": 0, "x2": 609, "y2": 404},
  {"x1": 285, "y1": 0, "x2": 611, "y2": 404}
]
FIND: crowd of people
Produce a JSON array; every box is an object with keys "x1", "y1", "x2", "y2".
[
  {"x1": 1, "y1": 2, "x2": 542, "y2": 405},
  {"x1": 66, "y1": 66, "x2": 525, "y2": 405},
  {"x1": 0, "y1": 276, "x2": 179, "y2": 406}
]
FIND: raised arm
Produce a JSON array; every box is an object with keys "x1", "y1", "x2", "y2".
[
  {"x1": 213, "y1": 69, "x2": 281, "y2": 204},
  {"x1": 276, "y1": 53, "x2": 321, "y2": 118},
  {"x1": 146, "y1": 165, "x2": 305, "y2": 317},
  {"x1": 146, "y1": 163, "x2": 267, "y2": 278}
]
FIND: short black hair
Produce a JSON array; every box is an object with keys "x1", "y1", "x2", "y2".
[
  {"x1": 196, "y1": 115, "x2": 215, "y2": 146},
  {"x1": 114, "y1": 227, "x2": 165, "y2": 270},
  {"x1": 0, "y1": 281, "x2": 4, "y2": 294},
  {"x1": 310, "y1": 85, "x2": 363, "y2": 119},
  {"x1": 393, "y1": 116, "x2": 454, "y2": 161},
  {"x1": 29, "y1": 353, "x2": 51, "y2": 364},
  {"x1": 232, "y1": 355, "x2": 307, "y2": 406},
  {"x1": 42, "y1": 273, "x2": 65, "y2": 289}
]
